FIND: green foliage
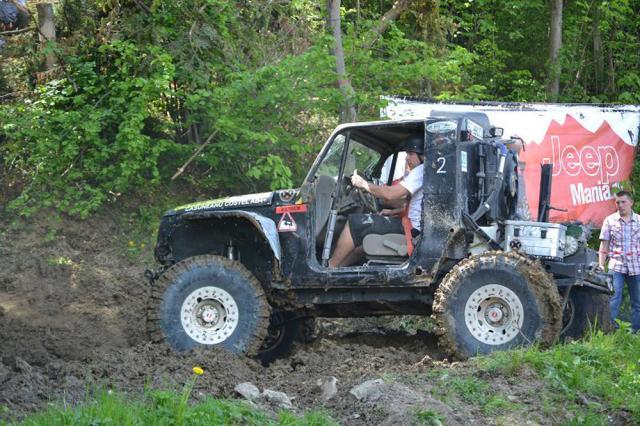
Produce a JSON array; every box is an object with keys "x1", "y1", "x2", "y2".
[
  {"x1": 0, "y1": 41, "x2": 177, "y2": 217},
  {"x1": 1, "y1": 0, "x2": 639, "y2": 216}
]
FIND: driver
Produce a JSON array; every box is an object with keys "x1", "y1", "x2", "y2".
[{"x1": 328, "y1": 135, "x2": 425, "y2": 267}]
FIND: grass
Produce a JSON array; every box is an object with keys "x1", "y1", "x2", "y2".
[
  {"x1": 475, "y1": 327, "x2": 640, "y2": 423},
  {"x1": 443, "y1": 376, "x2": 518, "y2": 416},
  {"x1": 414, "y1": 408, "x2": 445, "y2": 425},
  {"x1": 6, "y1": 389, "x2": 337, "y2": 426},
  {"x1": 3, "y1": 366, "x2": 337, "y2": 426}
]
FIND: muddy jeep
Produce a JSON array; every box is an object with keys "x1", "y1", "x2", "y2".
[{"x1": 147, "y1": 114, "x2": 612, "y2": 362}]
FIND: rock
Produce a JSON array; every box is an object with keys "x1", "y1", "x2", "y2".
[
  {"x1": 0, "y1": 361, "x2": 9, "y2": 383},
  {"x1": 316, "y1": 376, "x2": 338, "y2": 401},
  {"x1": 63, "y1": 375, "x2": 83, "y2": 389},
  {"x1": 14, "y1": 357, "x2": 33, "y2": 374},
  {"x1": 262, "y1": 389, "x2": 293, "y2": 409},
  {"x1": 507, "y1": 395, "x2": 519, "y2": 402},
  {"x1": 349, "y1": 378, "x2": 385, "y2": 401},
  {"x1": 234, "y1": 382, "x2": 261, "y2": 402}
]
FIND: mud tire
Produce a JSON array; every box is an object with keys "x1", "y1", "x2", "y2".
[
  {"x1": 432, "y1": 251, "x2": 562, "y2": 360},
  {"x1": 561, "y1": 287, "x2": 613, "y2": 340},
  {"x1": 297, "y1": 317, "x2": 318, "y2": 343},
  {"x1": 147, "y1": 255, "x2": 271, "y2": 356},
  {"x1": 257, "y1": 312, "x2": 300, "y2": 365}
]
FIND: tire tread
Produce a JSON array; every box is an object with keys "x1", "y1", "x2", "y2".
[{"x1": 146, "y1": 255, "x2": 271, "y2": 356}]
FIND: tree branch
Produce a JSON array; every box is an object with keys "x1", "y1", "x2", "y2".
[
  {"x1": 171, "y1": 129, "x2": 219, "y2": 180},
  {"x1": 0, "y1": 26, "x2": 33, "y2": 36},
  {"x1": 363, "y1": 0, "x2": 412, "y2": 50}
]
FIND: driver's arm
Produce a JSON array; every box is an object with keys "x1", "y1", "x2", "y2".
[{"x1": 351, "y1": 173, "x2": 409, "y2": 205}]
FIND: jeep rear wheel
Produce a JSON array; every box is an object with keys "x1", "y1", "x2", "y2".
[
  {"x1": 257, "y1": 312, "x2": 301, "y2": 365},
  {"x1": 433, "y1": 252, "x2": 562, "y2": 360},
  {"x1": 147, "y1": 255, "x2": 270, "y2": 355},
  {"x1": 561, "y1": 286, "x2": 613, "y2": 340}
]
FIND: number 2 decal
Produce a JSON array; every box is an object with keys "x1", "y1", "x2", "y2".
[{"x1": 436, "y1": 157, "x2": 446, "y2": 174}]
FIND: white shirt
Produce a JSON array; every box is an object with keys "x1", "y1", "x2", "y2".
[{"x1": 399, "y1": 163, "x2": 424, "y2": 230}]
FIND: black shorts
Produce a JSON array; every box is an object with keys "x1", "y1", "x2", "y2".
[{"x1": 348, "y1": 213, "x2": 404, "y2": 247}]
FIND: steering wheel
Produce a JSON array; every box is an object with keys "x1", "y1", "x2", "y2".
[{"x1": 343, "y1": 174, "x2": 378, "y2": 213}]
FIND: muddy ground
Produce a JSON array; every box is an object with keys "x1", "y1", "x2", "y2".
[{"x1": 0, "y1": 206, "x2": 624, "y2": 424}]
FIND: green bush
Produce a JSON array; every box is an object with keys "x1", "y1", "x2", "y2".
[{"x1": 0, "y1": 41, "x2": 176, "y2": 218}]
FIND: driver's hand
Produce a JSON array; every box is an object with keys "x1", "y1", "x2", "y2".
[{"x1": 351, "y1": 170, "x2": 370, "y2": 192}]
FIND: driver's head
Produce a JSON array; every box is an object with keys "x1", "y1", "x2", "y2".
[{"x1": 400, "y1": 135, "x2": 424, "y2": 168}]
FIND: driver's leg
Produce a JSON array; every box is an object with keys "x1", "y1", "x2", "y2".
[
  {"x1": 328, "y1": 222, "x2": 356, "y2": 268},
  {"x1": 341, "y1": 246, "x2": 364, "y2": 267}
]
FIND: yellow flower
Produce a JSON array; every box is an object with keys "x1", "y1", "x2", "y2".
[
  {"x1": 193, "y1": 366, "x2": 204, "y2": 375},
  {"x1": 128, "y1": 240, "x2": 135, "y2": 247}
]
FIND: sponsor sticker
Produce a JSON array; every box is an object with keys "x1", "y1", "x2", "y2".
[
  {"x1": 466, "y1": 119, "x2": 484, "y2": 140},
  {"x1": 176, "y1": 192, "x2": 273, "y2": 212},
  {"x1": 427, "y1": 120, "x2": 457, "y2": 134},
  {"x1": 278, "y1": 212, "x2": 297, "y2": 232},
  {"x1": 275, "y1": 204, "x2": 307, "y2": 214}
]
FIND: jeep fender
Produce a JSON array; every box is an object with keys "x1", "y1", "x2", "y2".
[{"x1": 182, "y1": 209, "x2": 282, "y2": 272}]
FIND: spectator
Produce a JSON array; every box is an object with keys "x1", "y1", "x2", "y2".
[
  {"x1": 0, "y1": 0, "x2": 29, "y2": 32},
  {"x1": 599, "y1": 190, "x2": 640, "y2": 333}
]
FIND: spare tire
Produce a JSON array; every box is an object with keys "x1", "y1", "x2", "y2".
[
  {"x1": 147, "y1": 255, "x2": 270, "y2": 356},
  {"x1": 433, "y1": 251, "x2": 562, "y2": 360}
]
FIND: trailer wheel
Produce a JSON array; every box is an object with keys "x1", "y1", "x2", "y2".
[
  {"x1": 561, "y1": 287, "x2": 613, "y2": 340},
  {"x1": 147, "y1": 255, "x2": 270, "y2": 356},
  {"x1": 433, "y1": 252, "x2": 562, "y2": 360}
]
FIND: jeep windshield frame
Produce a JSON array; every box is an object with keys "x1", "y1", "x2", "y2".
[{"x1": 301, "y1": 119, "x2": 427, "y2": 197}]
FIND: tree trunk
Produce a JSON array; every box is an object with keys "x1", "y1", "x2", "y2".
[
  {"x1": 36, "y1": 3, "x2": 57, "y2": 70},
  {"x1": 547, "y1": 0, "x2": 563, "y2": 100},
  {"x1": 607, "y1": 48, "x2": 615, "y2": 93},
  {"x1": 327, "y1": 0, "x2": 357, "y2": 123},
  {"x1": 592, "y1": 4, "x2": 604, "y2": 93}
]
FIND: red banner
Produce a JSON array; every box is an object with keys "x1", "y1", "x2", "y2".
[{"x1": 521, "y1": 115, "x2": 634, "y2": 226}]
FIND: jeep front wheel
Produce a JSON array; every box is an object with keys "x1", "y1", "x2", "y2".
[
  {"x1": 433, "y1": 252, "x2": 562, "y2": 360},
  {"x1": 147, "y1": 255, "x2": 271, "y2": 355}
]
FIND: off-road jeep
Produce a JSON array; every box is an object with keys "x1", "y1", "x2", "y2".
[{"x1": 146, "y1": 113, "x2": 612, "y2": 362}]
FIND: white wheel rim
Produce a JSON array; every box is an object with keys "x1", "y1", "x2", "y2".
[
  {"x1": 464, "y1": 284, "x2": 524, "y2": 345},
  {"x1": 180, "y1": 286, "x2": 239, "y2": 345}
]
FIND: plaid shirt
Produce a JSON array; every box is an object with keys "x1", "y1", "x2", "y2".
[{"x1": 600, "y1": 211, "x2": 640, "y2": 275}]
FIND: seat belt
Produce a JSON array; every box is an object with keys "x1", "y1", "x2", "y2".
[
  {"x1": 389, "y1": 161, "x2": 413, "y2": 256},
  {"x1": 401, "y1": 206, "x2": 414, "y2": 256}
]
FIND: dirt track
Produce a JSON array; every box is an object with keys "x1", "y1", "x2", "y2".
[
  {"x1": 0, "y1": 210, "x2": 451, "y2": 423},
  {"x1": 0, "y1": 209, "x2": 622, "y2": 424}
]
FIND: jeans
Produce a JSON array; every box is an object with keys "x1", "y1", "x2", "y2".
[{"x1": 610, "y1": 272, "x2": 640, "y2": 332}]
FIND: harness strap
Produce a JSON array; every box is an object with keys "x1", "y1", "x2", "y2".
[{"x1": 401, "y1": 206, "x2": 414, "y2": 256}]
